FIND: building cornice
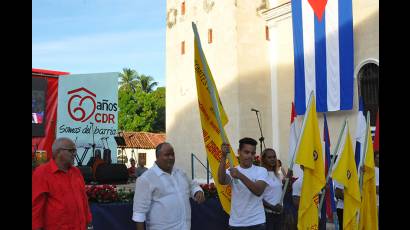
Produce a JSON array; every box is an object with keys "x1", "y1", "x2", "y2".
[{"x1": 261, "y1": 1, "x2": 291, "y2": 23}]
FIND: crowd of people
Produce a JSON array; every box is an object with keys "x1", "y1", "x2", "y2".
[{"x1": 32, "y1": 137, "x2": 379, "y2": 230}]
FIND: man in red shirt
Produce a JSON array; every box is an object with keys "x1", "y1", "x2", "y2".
[{"x1": 32, "y1": 137, "x2": 92, "y2": 230}]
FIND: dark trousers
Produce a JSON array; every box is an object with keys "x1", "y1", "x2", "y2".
[
  {"x1": 318, "y1": 216, "x2": 326, "y2": 230},
  {"x1": 229, "y1": 223, "x2": 266, "y2": 230},
  {"x1": 337, "y1": 208, "x2": 343, "y2": 230},
  {"x1": 265, "y1": 212, "x2": 282, "y2": 230}
]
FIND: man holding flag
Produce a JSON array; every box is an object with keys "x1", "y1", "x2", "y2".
[{"x1": 219, "y1": 138, "x2": 269, "y2": 230}]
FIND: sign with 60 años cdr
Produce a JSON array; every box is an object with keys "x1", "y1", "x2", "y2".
[{"x1": 57, "y1": 72, "x2": 119, "y2": 165}]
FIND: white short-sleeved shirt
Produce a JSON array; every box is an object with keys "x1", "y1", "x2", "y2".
[
  {"x1": 227, "y1": 165, "x2": 269, "y2": 227},
  {"x1": 263, "y1": 171, "x2": 283, "y2": 206},
  {"x1": 132, "y1": 163, "x2": 202, "y2": 230},
  {"x1": 334, "y1": 180, "x2": 344, "y2": 209},
  {"x1": 292, "y1": 174, "x2": 303, "y2": 197},
  {"x1": 375, "y1": 167, "x2": 379, "y2": 206},
  {"x1": 278, "y1": 169, "x2": 285, "y2": 181}
]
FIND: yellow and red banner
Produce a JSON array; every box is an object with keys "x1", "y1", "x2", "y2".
[
  {"x1": 358, "y1": 116, "x2": 378, "y2": 230},
  {"x1": 294, "y1": 94, "x2": 326, "y2": 230},
  {"x1": 193, "y1": 23, "x2": 238, "y2": 214},
  {"x1": 332, "y1": 122, "x2": 361, "y2": 230}
]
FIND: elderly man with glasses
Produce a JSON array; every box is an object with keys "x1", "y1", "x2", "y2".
[{"x1": 32, "y1": 137, "x2": 92, "y2": 230}]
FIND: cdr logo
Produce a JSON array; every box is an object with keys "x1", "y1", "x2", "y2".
[{"x1": 67, "y1": 87, "x2": 97, "y2": 122}]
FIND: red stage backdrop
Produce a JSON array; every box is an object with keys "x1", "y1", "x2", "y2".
[{"x1": 32, "y1": 69, "x2": 69, "y2": 160}]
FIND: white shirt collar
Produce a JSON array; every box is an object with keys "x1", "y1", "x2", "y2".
[
  {"x1": 238, "y1": 164, "x2": 254, "y2": 170},
  {"x1": 152, "y1": 162, "x2": 174, "y2": 176}
]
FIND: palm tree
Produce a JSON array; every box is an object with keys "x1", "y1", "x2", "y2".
[
  {"x1": 119, "y1": 68, "x2": 138, "y2": 92},
  {"x1": 136, "y1": 74, "x2": 158, "y2": 93}
]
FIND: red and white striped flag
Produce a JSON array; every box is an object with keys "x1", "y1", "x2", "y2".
[
  {"x1": 373, "y1": 111, "x2": 379, "y2": 151},
  {"x1": 289, "y1": 102, "x2": 303, "y2": 178}
]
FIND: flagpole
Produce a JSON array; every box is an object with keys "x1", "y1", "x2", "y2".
[
  {"x1": 359, "y1": 111, "x2": 370, "y2": 194},
  {"x1": 192, "y1": 22, "x2": 236, "y2": 178},
  {"x1": 318, "y1": 119, "x2": 347, "y2": 217},
  {"x1": 280, "y1": 91, "x2": 314, "y2": 204},
  {"x1": 357, "y1": 112, "x2": 370, "y2": 230}
]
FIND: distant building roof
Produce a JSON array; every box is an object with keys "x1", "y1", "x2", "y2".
[
  {"x1": 118, "y1": 132, "x2": 166, "y2": 149},
  {"x1": 32, "y1": 68, "x2": 70, "y2": 76}
]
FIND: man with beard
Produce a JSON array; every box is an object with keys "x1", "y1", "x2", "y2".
[
  {"x1": 132, "y1": 142, "x2": 205, "y2": 230},
  {"x1": 32, "y1": 137, "x2": 92, "y2": 230}
]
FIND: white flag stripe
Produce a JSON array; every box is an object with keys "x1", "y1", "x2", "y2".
[
  {"x1": 325, "y1": 0, "x2": 341, "y2": 111},
  {"x1": 302, "y1": 0, "x2": 316, "y2": 106},
  {"x1": 355, "y1": 109, "x2": 366, "y2": 168},
  {"x1": 289, "y1": 118, "x2": 303, "y2": 178}
]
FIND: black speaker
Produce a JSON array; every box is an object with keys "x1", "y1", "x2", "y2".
[
  {"x1": 95, "y1": 164, "x2": 128, "y2": 184},
  {"x1": 77, "y1": 166, "x2": 93, "y2": 184},
  {"x1": 114, "y1": 136, "x2": 126, "y2": 146}
]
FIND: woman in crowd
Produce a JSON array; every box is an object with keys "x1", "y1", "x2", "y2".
[
  {"x1": 261, "y1": 148, "x2": 283, "y2": 229},
  {"x1": 261, "y1": 148, "x2": 298, "y2": 230}
]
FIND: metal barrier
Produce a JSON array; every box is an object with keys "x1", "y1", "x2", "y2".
[{"x1": 191, "y1": 153, "x2": 211, "y2": 184}]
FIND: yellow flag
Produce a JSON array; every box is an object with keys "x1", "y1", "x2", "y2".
[
  {"x1": 193, "y1": 24, "x2": 239, "y2": 214},
  {"x1": 358, "y1": 122, "x2": 378, "y2": 230},
  {"x1": 332, "y1": 123, "x2": 361, "y2": 230},
  {"x1": 295, "y1": 95, "x2": 326, "y2": 230}
]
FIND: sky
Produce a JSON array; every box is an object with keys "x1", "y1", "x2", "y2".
[{"x1": 32, "y1": 0, "x2": 166, "y2": 87}]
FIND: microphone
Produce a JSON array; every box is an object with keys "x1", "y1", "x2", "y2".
[{"x1": 251, "y1": 108, "x2": 259, "y2": 113}]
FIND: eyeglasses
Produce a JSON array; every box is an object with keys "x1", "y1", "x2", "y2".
[{"x1": 60, "y1": 148, "x2": 77, "y2": 154}]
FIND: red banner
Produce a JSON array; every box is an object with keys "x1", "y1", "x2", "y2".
[{"x1": 32, "y1": 76, "x2": 59, "y2": 160}]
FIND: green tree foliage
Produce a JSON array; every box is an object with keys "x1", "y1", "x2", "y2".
[
  {"x1": 151, "y1": 87, "x2": 165, "y2": 132},
  {"x1": 118, "y1": 70, "x2": 165, "y2": 132},
  {"x1": 119, "y1": 68, "x2": 138, "y2": 92},
  {"x1": 136, "y1": 74, "x2": 158, "y2": 93}
]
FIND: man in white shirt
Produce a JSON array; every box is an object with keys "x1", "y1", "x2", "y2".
[
  {"x1": 132, "y1": 142, "x2": 205, "y2": 230},
  {"x1": 292, "y1": 165, "x2": 303, "y2": 210},
  {"x1": 218, "y1": 137, "x2": 269, "y2": 230},
  {"x1": 334, "y1": 180, "x2": 344, "y2": 230}
]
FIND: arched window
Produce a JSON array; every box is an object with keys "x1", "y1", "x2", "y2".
[{"x1": 358, "y1": 63, "x2": 379, "y2": 126}]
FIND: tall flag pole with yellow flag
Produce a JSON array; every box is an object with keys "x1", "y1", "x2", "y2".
[
  {"x1": 358, "y1": 112, "x2": 378, "y2": 229},
  {"x1": 192, "y1": 22, "x2": 239, "y2": 214},
  {"x1": 294, "y1": 91, "x2": 326, "y2": 230},
  {"x1": 331, "y1": 120, "x2": 361, "y2": 230}
]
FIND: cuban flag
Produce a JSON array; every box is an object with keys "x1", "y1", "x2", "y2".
[
  {"x1": 288, "y1": 102, "x2": 303, "y2": 178},
  {"x1": 355, "y1": 97, "x2": 366, "y2": 170},
  {"x1": 291, "y1": 0, "x2": 354, "y2": 115}
]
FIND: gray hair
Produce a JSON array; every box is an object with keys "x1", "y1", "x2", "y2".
[
  {"x1": 52, "y1": 137, "x2": 74, "y2": 157},
  {"x1": 155, "y1": 142, "x2": 171, "y2": 158}
]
